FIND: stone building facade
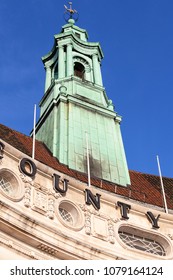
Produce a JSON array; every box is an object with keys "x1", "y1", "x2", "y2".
[{"x1": 0, "y1": 7, "x2": 173, "y2": 260}]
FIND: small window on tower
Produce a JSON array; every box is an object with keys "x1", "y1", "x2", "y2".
[{"x1": 74, "y1": 62, "x2": 85, "y2": 80}]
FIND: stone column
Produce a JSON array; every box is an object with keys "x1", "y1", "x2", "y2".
[
  {"x1": 53, "y1": 106, "x2": 58, "y2": 158},
  {"x1": 58, "y1": 45, "x2": 65, "y2": 79},
  {"x1": 44, "y1": 66, "x2": 52, "y2": 92},
  {"x1": 66, "y1": 43, "x2": 73, "y2": 77},
  {"x1": 92, "y1": 54, "x2": 103, "y2": 86}
]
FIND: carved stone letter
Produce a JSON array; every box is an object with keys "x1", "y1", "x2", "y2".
[
  {"x1": 146, "y1": 211, "x2": 160, "y2": 229},
  {"x1": 53, "y1": 174, "x2": 68, "y2": 194},
  {"x1": 117, "y1": 201, "x2": 131, "y2": 219},
  {"x1": 85, "y1": 189, "x2": 101, "y2": 210},
  {"x1": 20, "y1": 158, "x2": 37, "y2": 178}
]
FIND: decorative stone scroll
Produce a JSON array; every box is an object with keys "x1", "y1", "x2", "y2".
[
  {"x1": 47, "y1": 198, "x2": 55, "y2": 219},
  {"x1": 168, "y1": 234, "x2": 173, "y2": 240},
  {"x1": 108, "y1": 219, "x2": 115, "y2": 244},
  {"x1": 20, "y1": 173, "x2": 33, "y2": 184},
  {"x1": 24, "y1": 184, "x2": 31, "y2": 208},
  {"x1": 84, "y1": 211, "x2": 91, "y2": 235},
  {"x1": 79, "y1": 204, "x2": 91, "y2": 235}
]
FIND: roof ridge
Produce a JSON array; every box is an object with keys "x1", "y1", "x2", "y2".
[{"x1": 130, "y1": 169, "x2": 173, "y2": 180}]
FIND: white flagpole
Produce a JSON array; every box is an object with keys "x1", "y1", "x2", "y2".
[
  {"x1": 156, "y1": 155, "x2": 168, "y2": 214},
  {"x1": 85, "y1": 132, "x2": 91, "y2": 187},
  {"x1": 32, "y1": 104, "x2": 36, "y2": 160}
]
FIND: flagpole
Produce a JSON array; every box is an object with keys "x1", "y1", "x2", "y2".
[
  {"x1": 85, "y1": 132, "x2": 91, "y2": 187},
  {"x1": 32, "y1": 104, "x2": 36, "y2": 160},
  {"x1": 156, "y1": 155, "x2": 168, "y2": 214}
]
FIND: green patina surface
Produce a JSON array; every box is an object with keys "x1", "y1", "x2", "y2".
[{"x1": 35, "y1": 20, "x2": 130, "y2": 186}]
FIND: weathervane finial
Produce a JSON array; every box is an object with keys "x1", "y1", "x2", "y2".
[{"x1": 64, "y1": 2, "x2": 79, "y2": 23}]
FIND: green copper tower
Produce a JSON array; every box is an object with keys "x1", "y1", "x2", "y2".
[{"x1": 35, "y1": 5, "x2": 130, "y2": 186}]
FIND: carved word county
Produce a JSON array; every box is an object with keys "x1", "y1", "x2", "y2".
[{"x1": 19, "y1": 158, "x2": 161, "y2": 229}]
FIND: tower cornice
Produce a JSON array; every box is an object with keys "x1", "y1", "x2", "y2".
[{"x1": 42, "y1": 21, "x2": 104, "y2": 66}]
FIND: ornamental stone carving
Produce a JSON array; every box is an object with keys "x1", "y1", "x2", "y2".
[
  {"x1": 32, "y1": 189, "x2": 47, "y2": 214},
  {"x1": 108, "y1": 219, "x2": 115, "y2": 244},
  {"x1": 47, "y1": 198, "x2": 55, "y2": 219},
  {"x1": 0, "y1": 141, "x2": 5, "y2": 160},
  {"x1": 48, "y1": 188, "x2": 62, "y2": 199},
  {"x1": 20, "y1": 173, "x2": 33, "y2": 184},
  {"x1": 168, "y1": 234, "x2": 173, "y2": 240},
  {"x1": 84, "y1": 211, "x2": 91, "y2": 235},
  {"x1": 24, "y1": 184, "x2": 31, "y2": 208}
]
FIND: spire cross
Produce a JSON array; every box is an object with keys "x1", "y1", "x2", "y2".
[
  {"x1": 64, "y1": 2, "x2": 79, "y2": 23},
  {"x1": 64, "y1": 2, "x2": 77, "y2": 16}
]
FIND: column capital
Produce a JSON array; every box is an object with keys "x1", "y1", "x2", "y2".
[
  {"x1": 67, "y1": 42, "x2": 73, "y2": 47},
  {"x1": 44, "y1": 62, "x2": 52, "y2": 69},
  {"x1": 92, "y1": 53, "x2": 98, "y2": 58}
]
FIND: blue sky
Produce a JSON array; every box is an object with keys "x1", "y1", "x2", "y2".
[{"x1": 1, "y1": 0, "x2": 173, "y2": 178}]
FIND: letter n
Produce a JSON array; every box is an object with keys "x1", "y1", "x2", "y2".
[{"x1": 85, "y1": 189, "x2": 101, "y2": 210}]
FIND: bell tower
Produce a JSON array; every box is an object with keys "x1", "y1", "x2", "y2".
[{"x1": 35, "y1": 3, "x2": 130, "y2": 186}]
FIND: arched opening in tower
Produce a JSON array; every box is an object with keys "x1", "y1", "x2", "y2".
[{"x1": 74, "y1": 62, "x2": 85, "y2": 79}]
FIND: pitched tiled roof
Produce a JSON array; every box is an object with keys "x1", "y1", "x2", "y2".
[{"x1": 1, "y1": 123, "x2": 173, "y2": 210}]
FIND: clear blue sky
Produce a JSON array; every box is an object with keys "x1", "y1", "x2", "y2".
[{"x1": 1, "y1": 0, "x2": 173, "y2": 177}]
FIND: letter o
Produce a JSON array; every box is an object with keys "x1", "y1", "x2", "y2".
[{"x1": 20, "y1": 158, "x2": 37, "y2": 177}]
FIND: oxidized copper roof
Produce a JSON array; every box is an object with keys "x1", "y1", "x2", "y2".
[{"x1": 1, "y1": 123, "x2": 173, "y2": 210}]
